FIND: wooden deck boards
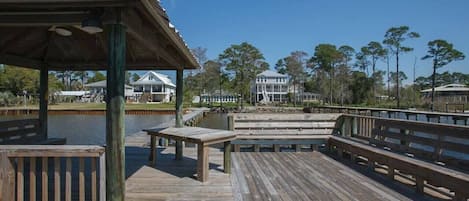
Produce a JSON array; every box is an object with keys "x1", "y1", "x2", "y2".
[
  {"x1": 125, "y1": 146, "x2": 233, "y2": 201},
  {"x1": 124, "y1": 146, "x2": 435, "y2": 201}
]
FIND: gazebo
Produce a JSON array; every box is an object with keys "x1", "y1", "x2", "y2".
[{"x1": 0, "y1": 0, "x2": 198, "y2": 200}]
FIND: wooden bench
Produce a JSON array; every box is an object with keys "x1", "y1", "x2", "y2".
[
  {"x1": 369, "y1": 118, "x2": 469, "y2": 170},
  {"x1": 0, "y1": 119, "x2": 65, "y2": 145},
  {"x1": 145, "y1": 127, "x2": 236, "y2": 182},
  {"x1": 228, "y1": 113, "x2": 340, "y2": 152},
  {"x1": 328, "y1": 115, "x2": 469, "y2": 200}
]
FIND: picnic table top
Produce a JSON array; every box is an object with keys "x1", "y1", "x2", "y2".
[{"x1": 144, "y1": 127, "x2": 236, "y2": 144}]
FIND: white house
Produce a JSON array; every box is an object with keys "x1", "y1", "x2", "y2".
[
  {"x1": 132, "y1": 71, "x2": 175, "y2": 103},
  {"x1": 84, "y1": 80, "x2": 135, "y2": 102},
  {"x1": 252, "y1": 70, "x2": 289, "y2": 103},
  {"x1": 197, "y1": 90, "x2": 239, "y2": 104},
  {"x1": 420, "y1": 83, "x2": 469, "y2": 104}
]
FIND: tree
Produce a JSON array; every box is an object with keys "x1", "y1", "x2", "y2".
[
  {"x1": 349, "y1": 71, "x2": 373, "y2": 104},
  {"x1": 73, "y1": 71, "x2": 89, "y2": 89},
  {"x1": 421, "y1": 39, "x2": 465, "y2": 111},
  {"x1": 219, "y1": 42, "x2": 269, "y2": 108},
  {"x1": 277, "y1": 51, "x2": 308, "y2": 105},
  {"x1": 390, "y1": 71, "x2": 408, "y2": 98},
  {"x1": 361, "y1": 41, "x2": 387, "y2": 98},
  {"x1": 309, "y1": 44, "x2": 342, "y2": 104},
  {"x1": 337, "y1": 46, "x2": 355, "y2": 105},
  {"x1": 87, "y1": 71, "x2": 106, "y2": 83},
  {"x1": 383, "y1": 26, "x2": 420, "y2": 108},
  {"x1": 131, "y1": 73, "x2": 140, "y2": 82},
  {"x1": 191, "y1": 47, "x2": 208, "y2": 106}
]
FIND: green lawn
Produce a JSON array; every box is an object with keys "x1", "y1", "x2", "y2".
[{"x1": 0, "y1": 102, "x2": 185, "y2": 110}]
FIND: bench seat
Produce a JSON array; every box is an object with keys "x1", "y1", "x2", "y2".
[{"x1": 329, "y1": 135, "x2": 469, "y2": 200}]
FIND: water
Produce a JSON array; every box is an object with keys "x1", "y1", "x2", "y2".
[
  {"x1": 0, "y1": 112, "x2": 228, "y2": 145},
  {"x1": 1, "y1": 114, "x2": 173, "y2": 145}
]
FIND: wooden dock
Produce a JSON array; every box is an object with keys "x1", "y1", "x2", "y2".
[
  {"x1": 124, "y1": 146, "x2": 436, "y2": 201},
  {"x1": 123, "y1": 110, "x2": 437, "y2": 201}
]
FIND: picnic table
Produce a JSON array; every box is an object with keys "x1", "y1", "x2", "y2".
[{"x1": 144, "y1": 127, "x2": 236, "y2": 182}]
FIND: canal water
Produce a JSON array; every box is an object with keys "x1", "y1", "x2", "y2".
[{"x1": 0, "y1": 113, "x2": 228, "y2": 145}]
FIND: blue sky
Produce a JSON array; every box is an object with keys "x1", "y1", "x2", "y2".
[{"x1": 160, "y1": 0, "x2": 469, "y2": 85}]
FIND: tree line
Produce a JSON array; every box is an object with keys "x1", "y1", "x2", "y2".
[{"x1": 187, "y1": 25, "x2": 465, "y2": 109}]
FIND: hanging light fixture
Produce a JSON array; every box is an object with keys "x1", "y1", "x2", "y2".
[
  {"x1": 81, "y1": 16, "x2": 103, "y2": 34},
  {"x1": 48, "y1": 26, "x2": 72, "y2": 36}
]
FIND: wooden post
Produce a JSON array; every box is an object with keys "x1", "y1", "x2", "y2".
[
  {"x1": 105, "y1": 20, "x2": 126, "y2": 201},
  {"x1": 175, "y1": 69, "x2": 184, "y2": 160},
  {"x1": 0, "y1": 152, "x2": 14, "y2": 201},
  {"x1": 224, "y1": 142, "x2": 231, "y2": 174},
  {"x1": 197, "y1": 144, "x2": 209, "y2": 182},
  {"x1": 227, "y1": 115, "x2": 234, "y2": 131},
  {"x1": 39, "y1": 66, "x2": 48, "y2": 140}
]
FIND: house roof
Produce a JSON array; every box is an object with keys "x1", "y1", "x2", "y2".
[
  {"x1": 0, "y1": 0, "x2": 199, "y2": 70},
  {"x1": 84, "y1": 80, "x2": 133, "y2": 89},
  {"x1": 257, "y1": 70, "x2": 288, "y2": 77},
  {"x1": 131, "y1": 71, "x2": 176, "y2": 87},
  {"x1": 420, "y1": 84, "x2": 469, "y2": 93}
]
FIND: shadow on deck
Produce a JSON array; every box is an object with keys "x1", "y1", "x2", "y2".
[{"x1": 124, "y1": 146, "x2": 438, "y2": 201}]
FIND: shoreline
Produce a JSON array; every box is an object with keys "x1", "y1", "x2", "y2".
[{"x1": 0, "y1": 109, "x2": 178, "y2": 115}]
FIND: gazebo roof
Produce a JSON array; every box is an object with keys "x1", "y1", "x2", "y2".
[{"x1": 0, "y1": 0, "x2": 199, "y2": 70}]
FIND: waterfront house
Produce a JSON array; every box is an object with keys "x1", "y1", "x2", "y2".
[
  {"x1": 252, "y1": 70, "x2": 289, "y2": 103},
  {"x1": 421, "y1": 83, "x2": 469, "y2": 103},
  {"x1": 196, "y1": 90, "x2": 239, "y2": 104},
  {"x1": 84, "y1": 80, "x2": 135, "y2": 102},
  {"x1": 132, "y1": 71, "x2": 176, "y2": 103}
]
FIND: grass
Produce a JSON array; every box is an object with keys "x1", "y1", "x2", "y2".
[{"x1": 0, "y1": 102, "x2": 182, "y2": 110}]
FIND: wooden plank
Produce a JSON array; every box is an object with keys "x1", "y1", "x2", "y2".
[
  {"x1": 17, "y1": 157, "x2": 24, "y2": 201},
  {"x1": 0, "y1": 152, "x2": 15, "y2": 201},
  {"x1": 99, "y1": 154, "x2": 106, "y2": 201},
  {"x1": 42, "y1": 157, "x2": 48, "y2": 201},
  {"x1": 79, "y1": 157, "x2": 85, "y2": 201},
  {"x1": 30, "y1": 157, "x2": 36, "y2": 201},
  {"x1": 233, "y1": 129, "x2": 333, "y2": 135},
  {"x1": 234, "y1": 122, "x2": 335, "y2": 129},
  {"x1": 1, "y1": 145, "x2": 104, "y2": 157},
  {"x1": 90, "y1": 158, "x2": 98, "y2": 201},
  {"x1": 231, "y1": 113, "x2": 341, "y2": 121},
  {"x1": 149, "y1": 135, "x2": 156, "y2": 166},
  {"x1": 54, "y1": 157, "x2": 60, "y2": 201},
  {"x1": 65, "y1": 157, "x2": 71, "y2": 201}
]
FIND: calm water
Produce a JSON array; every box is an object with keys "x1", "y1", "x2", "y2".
[{"x1": 0, "y1": 113, "x2": 227, "y2": 145}]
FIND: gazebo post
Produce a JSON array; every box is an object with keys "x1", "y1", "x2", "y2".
[
  {"x1": 105, "y1": 18, "x2": 126, "y2": 201},
  {"x1": 39, "y1": 65, "x2": 48, "y2": 139},
  {"x1": 175, "y1": 68, "x2": 184, "y2": 160}
]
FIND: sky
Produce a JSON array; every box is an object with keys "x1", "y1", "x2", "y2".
[{"x1": 159, "y1": 0, "x2": 469, "y2": 85}]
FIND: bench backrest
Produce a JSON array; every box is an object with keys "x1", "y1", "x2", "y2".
[
  {"x1": 370, "y1": 118, "x2": 469, "y2": 169},
  {"x1": 0, "y1": 119, "x2": 42, "y2": 144},
  {"x1": 228, "y1": 113, "x2": 340, "y2": 135}
]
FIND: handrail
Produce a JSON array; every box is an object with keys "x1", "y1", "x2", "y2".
[
  {"x1": 309, "y1": 105, "x2": 469, "y2": 125},
  {"x1": 0, "y1": 145, "x2": 105, "y2": 201}
]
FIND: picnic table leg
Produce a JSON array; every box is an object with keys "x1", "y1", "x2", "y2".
[
  {"x1": 197, "y1": 143, "x2": 209, "y2": 182},
  {"x1": 175, "y1": 140, "x2": 183, "y2": 160},
  {"x1": 224, "y1": 142, "x2": 231, "y2": 174},
  {"x1": 149, "y1": 135, "x2": 157, "y2": 166}
]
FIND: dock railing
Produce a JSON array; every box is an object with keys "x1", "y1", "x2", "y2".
[
  {"x1": 335, "y1": 114, "x2": 469, "y2": 170},
  {"x1": 309, "y1": 105, "x2": 469, "y2": 125},
  {"x1": 0, "y1": 145, "x2": 105, "y2": 201}
]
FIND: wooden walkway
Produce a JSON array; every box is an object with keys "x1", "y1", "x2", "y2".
[{"x1": 124, "y1": 146, "x2": 436, "y2": 201}]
